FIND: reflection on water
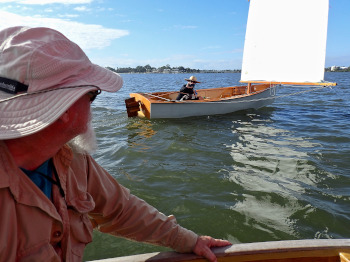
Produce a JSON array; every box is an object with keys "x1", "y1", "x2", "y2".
[
  {"x1": 227, "y1": 121, "x2": 325, "y2": 193},
  {"x1": 223, "y1": 112, "x2": 348, "y2": 241},
  {"x1": 224, "y1": 119, "x2": 320, "y2": 237},
  {"x1": 126, "y1": 119, "x2": 157, "y2": 150}
]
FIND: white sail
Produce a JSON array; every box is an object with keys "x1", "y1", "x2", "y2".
[{"x1": 241, "y1": 0, "x2": 329, "y2": 84}]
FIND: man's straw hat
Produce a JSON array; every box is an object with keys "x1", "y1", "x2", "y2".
[{"x1": 185, "y1": 76, "x2": 200, "y2": 83}]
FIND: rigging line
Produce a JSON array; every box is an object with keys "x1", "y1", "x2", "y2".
[
  {"x1": 272, "y1": 85, "x2": 332, "y2": 99},
  {"x1": 143, "y1": 93, "x2": 172, "y2": 101}
]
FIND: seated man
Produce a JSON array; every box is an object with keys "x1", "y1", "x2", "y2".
[{"x1": 176, "y1": 76, "x2": 201, "y2": 100}]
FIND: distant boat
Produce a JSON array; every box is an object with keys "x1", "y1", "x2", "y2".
[
  {"x1": 125, "y1": 0, "x2": 335, "y2": 119},
  {"x1": 89, "y1": 239, "x2": 350, "y2": 262},
  {"x1": 125, "y1": 83, "x2": 275, "y2": 118}
]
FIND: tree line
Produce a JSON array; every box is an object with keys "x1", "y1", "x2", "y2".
[
  {"x1": 106, "y1": 64, "x2": 350, "y2": 74},
  {"x1": 325, "y1": 66, "x2": 350, "y2": 72},
  {"x1": 106, "y1": 64, "x2": 241, "y2": 74}
]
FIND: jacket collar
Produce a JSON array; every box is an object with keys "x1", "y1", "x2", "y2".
[{"x1": 0, "y1": 141, "x2": 72, "y2": 220}]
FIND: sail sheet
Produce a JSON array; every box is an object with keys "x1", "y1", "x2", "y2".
[{"x1": 241, "y1": 0, "x2": 329, "y2": 84}]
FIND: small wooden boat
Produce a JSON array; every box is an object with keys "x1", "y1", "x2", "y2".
[
  {"x1": 125, "y1": 83, "x2": 276, "y2": 119},
  {"x1": 89, "y1": 239, "x2": 350, "y2": 262}
]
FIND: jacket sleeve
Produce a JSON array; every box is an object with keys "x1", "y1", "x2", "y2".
[{"x1": 85, "y1": 155, "x2": 198, "y2": 253}]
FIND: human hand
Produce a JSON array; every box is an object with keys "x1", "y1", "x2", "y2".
[{"x1": 193, "y1": 235, "x2": 232, "y2": 262}]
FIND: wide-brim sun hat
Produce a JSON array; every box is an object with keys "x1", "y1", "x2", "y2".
[
  {"x1": 0, "y1": 26, "x2": 123, "y2": 140},
  {"x1": 185, "y1": 76, "x2": 200, "y2": 83}
]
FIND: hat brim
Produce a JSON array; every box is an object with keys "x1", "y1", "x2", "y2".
[
  {"x1": 0, "y1": 64, "x2": 123, "y2": 139},
  {"x1": 185, "y1": 78, "x2": 200, "y2": 83}
]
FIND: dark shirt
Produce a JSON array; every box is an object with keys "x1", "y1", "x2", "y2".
[{"x1": 176, "y1": 84, "x2": 195, "y2": 100}]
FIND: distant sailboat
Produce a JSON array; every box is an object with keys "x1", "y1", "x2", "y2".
[{"x1": 125, "y1": 0, "x2": 336, "y2": 119}]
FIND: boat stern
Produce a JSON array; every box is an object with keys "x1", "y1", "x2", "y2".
[{"x1": 125, "y1": 93, "x2": 151, "y2": 119}]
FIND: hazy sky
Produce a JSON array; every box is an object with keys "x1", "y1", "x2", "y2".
[{"x1": 0, "y1": 0, "x2": 348, "y2": 70}]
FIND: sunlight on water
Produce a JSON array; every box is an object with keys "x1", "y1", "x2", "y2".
[
  {"x1": 223, "y1": 115, "x2": 345, "y2": 238},
  {"x1": 229, "y1": 193, "x2": 303, "y2": 237}
]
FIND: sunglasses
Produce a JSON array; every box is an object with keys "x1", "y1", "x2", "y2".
[{"x1": 88, "y1": 90, "x2": 101, "y2": 102}]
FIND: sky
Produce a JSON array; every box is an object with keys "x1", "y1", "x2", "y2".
[{"x1": 0, "y1": 0, "x2": 349, "y2": 70}]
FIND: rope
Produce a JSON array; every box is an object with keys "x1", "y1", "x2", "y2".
[
  {"x1": 143, "y1": 92, "x2": 172, "y2": 101},
  {"x1": 275, "y1": 85, "x2": 332, "y2": 99}
]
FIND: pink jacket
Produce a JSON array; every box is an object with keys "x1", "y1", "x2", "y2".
[{"x1": 0, "y1": 142, "x2": 198, "y2": 261}]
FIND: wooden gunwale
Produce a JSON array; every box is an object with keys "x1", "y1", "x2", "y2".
[{"x1": 89, "y1": 239, "x2": 350, "y2": 262}]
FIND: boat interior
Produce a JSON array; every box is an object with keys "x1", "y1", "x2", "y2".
[{"x1": 140, "y1": 83, "x2": 272, "y2": 103}]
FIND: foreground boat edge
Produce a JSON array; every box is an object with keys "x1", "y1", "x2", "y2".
[{"x1": 88, "y1": 239, "x2": 350, "y2": 262}]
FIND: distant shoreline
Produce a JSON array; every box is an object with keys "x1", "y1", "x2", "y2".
[
  {"x1": 116, "y1": 72, "x2": 241, "y2": 75},
  {"x1": 107, "y1": 66, "x2": 350, "y2": 74},
  {"x1": 106, "y1": 65, "x2": 240, "y2": 74},
  {"x1": 116, "y1": 71, "x2": 348, "y2": 74}
]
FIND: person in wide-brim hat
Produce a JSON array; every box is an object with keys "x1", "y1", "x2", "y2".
[
  {"x1": 176, "y1": 75, "x2": 201, "y2": 100},
  {"x1": 0, "y1": 26, "x2": 231, "y2": 261}
]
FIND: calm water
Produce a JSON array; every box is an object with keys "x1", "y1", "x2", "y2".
[{"x1": 83, "y1": 72, "x2": 350, "y2": 261}]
